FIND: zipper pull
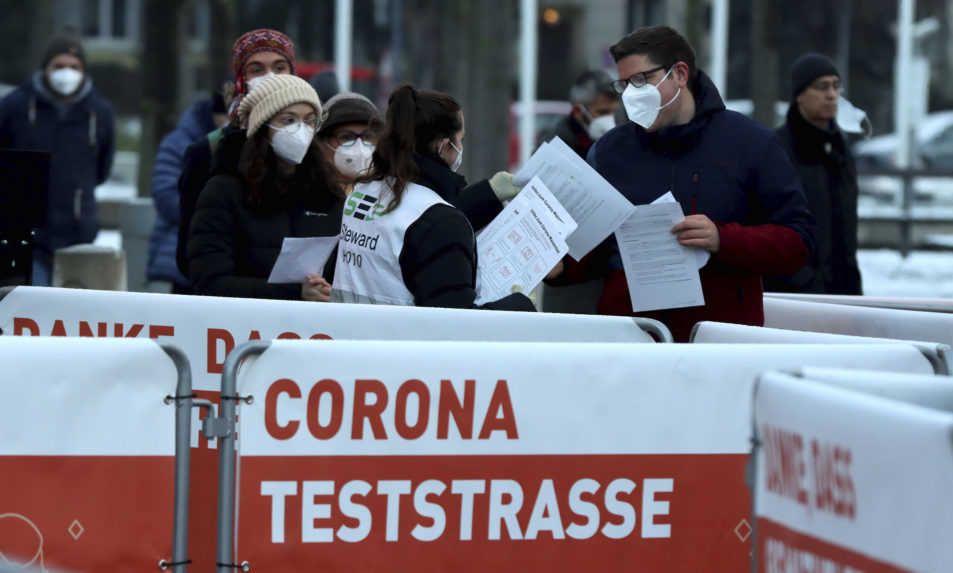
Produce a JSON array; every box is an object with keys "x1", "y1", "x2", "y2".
[
  {"x1": 89, "y1": 111, "x2": 97, "y2": 146},
  {"x1": 74, "y1": 188, "x2": 82, "y2": 221}
]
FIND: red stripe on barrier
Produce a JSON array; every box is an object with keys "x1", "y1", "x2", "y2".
[
  {"x1": 0, "y1": 456, "x2": 174, "y2": 572},
  {"x1": 757, "y1": 517, "x2": 911, "y2": 573},
  {"x1": 237, "y1": 453, "x2": 749, "y2": 571}
]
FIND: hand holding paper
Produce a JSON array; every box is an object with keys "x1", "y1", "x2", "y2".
[
  {"x1": 301, "y1": 273, "x2": 332, "y2": 302},
  {"x1": 651, "y1": 191, "x2": 710, "y2": 268},
  {"x1": 615, "y1": 202, "x2": 705, "y2": 312},
  {"x1": 672, "y1": 214, "x2": 720, "y2": 253}
]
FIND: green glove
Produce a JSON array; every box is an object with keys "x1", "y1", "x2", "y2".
[{"x1": 488, "y1": 171, "x2": 521, "y2": 202}]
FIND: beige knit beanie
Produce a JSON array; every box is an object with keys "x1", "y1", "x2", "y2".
[{"x1": 237, "y1": 74, "x2": 322, "y2": 137}]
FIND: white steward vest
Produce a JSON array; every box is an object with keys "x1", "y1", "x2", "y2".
[{"x1": 331, "y1": 179, "x2": 450, "y2": 306}]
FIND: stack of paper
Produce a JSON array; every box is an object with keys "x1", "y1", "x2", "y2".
[
  {"x1": 475, "y1": 176, "x2": 576, "y2": 305},
  {"x1": 514, "y1": 137, "x2": 635, "y2": 260}
]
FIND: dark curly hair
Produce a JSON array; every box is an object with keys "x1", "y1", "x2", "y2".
[{"x1": 237, "y1": 128, "x2": 344, "y2": 209}]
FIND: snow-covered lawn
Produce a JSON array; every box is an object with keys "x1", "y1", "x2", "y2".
[{"x1": 859, "y1": 249, "x2": 953, "y2": 298}]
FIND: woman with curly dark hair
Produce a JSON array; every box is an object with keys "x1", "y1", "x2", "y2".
[
  {"x1": 187, "y1": 75, "x2": 343, "y2": 300},
  {"x1": 330, "y1": 84, "x2": 535, "y2": 311}
]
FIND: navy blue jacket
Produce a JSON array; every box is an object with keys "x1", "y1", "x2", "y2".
[
  {"x1": 147, "y1": 99, "x2": 217, "y2": 285},
  {"x1": 0, "y1": 73, "x2": 115, "y2": 253},
  {"x1": 586, "y1": 71, "x2": 815, "y2": 340}
]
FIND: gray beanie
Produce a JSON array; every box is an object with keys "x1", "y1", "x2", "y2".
[{"x1": 318, "y1": 92, "x2": 383, "y2": 134}]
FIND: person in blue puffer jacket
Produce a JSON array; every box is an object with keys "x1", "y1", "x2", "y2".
[
  {"x1": 146, "y1": 94, "x2": 227, "y2": 293},
  {"x1": 0, "y1": 32, "x2": 115, "y2": 286}
]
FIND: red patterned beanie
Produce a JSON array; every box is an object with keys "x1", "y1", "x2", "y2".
[{"x1": 231, "y1": 29, "x2": 296, "y2": 94}]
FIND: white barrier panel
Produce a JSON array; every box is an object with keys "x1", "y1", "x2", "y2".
[
  {"x1": 767, "y1": 292, "x2": 953, "y2": 314},
  {"x1": 690, "y1": 321, "x2": 952, "y2": 375},
  {"x1": 0, "y1": 287, "x2": 660, "y2": 393},
  {"x1": 753, "y1": 371, "x2": 953, "y2": 572},
  {"x1": 227, "y1": 341, "x2": 932, "y2": 571},
  {"x1": 0, "y1": 337, "x2": 177, "y2": 572},
  {"x1": 763, "y1": 297, "x2": 953, "y2": 347},
  {"x1": 792, "y1": 367, "x2": 953, "y2": 412}
]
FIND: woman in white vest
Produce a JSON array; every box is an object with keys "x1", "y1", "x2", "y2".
[{"x1": 331, "y1": 85, "x2": 535, "y2": 311}]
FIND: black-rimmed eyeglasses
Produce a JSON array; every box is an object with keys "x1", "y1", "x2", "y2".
[{"x1": 610, "y1": 65, "x2": 668, "y2": 93}]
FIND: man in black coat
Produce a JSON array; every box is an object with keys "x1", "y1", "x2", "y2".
[
  {"x1": 765, "y1": 53, "x2": 862, "y2": 295},
  {"x1": 0, "y1": 32, "x2": 115, "y2": 286}
]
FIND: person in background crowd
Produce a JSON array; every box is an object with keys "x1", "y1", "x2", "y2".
[
  {"x1": 187, "y1": 75, "x2": 342, "y2": 300},
  {"x1": 543, "y1": 69, "x2": 621, "y2": 159},
  {"x1": 330, "y1": 84, "x2": 535, "y2": 311},
  {"x1": 553, "y1": 25, "x2": 815, "y2": 341},
  {"x1": 317, "y1": 92, "x2": 383, "y2": 195},
  {"x1": 0, "y1": 31, "x2": 115, "y2": 286},
  {"x1": 147, "y1": 92, "x2": 228, "y2": 293},
  {"x1": 764, "y1": 53, "x2": 862, "y2": 295},
  {"x1": 309, "y1": 70, "x2": 340, "y2": 105},
  {"x1": 176, "y1": 28, "x2": 297, "y2": 280}
]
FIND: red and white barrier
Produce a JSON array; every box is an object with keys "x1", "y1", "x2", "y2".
[
  {"x1": 222, "y1": 341, "x2": 934, "y2": 572},
  {"x1": 753, "y1": 370, "x2": 953, "y2": 572},
  {"x1": 0, "y1": 286, "x2": 668, "y2": 569},
  {"x1": 0, "y1": 337, "x2": 177, "y2": 572},
  {"x1": 0, "y1": 286, "x2": 661, "y2": 393}
]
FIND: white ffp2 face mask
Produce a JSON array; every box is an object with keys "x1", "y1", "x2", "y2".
[
  {"x1": 334, "y1": 141, "x2": 374, "y2": 178},
  {"x1": 443, "y1": 140, "x2": 463, "y2": 172},
  {"x1": 579, "y1": 105, "x2": 616, "y2": 139},
  {"x1": 270, "y1": 123, "x2": 315, "y2": 165},
  {"x1": 621, "y1": 67, "x2": 680, "y2": 129},
  {"x1": 48, "y1": 68, "x2": 83, "y2": 96},
  {"x1": 587, "y1": 115, "x2": 617, "y2": 139},
  {"x1": 836, "y1": 95, "x2": 871, "y2": 137},
  {"x1": 246, "y1": 72, "x2": 276, "y2": 93}
]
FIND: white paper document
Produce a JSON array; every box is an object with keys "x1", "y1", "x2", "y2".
[
  {"x1": 651, "y1": 191, "x2": 710, "y2": 269},
  {"x1": 267, "y1": 236, "x2": 339, "y2": 283},
  {"x1": 615, "y1": 202, "x2": 705, "y2": 312},
  {"x1": 475, "y1": 177, "x2": 577, "y2": 304},
  {"x1": 514, "y1": 137, "x2": 635, "y2": 261}
]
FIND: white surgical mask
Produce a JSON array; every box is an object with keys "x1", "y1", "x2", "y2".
[
  {"x1": 444, "y1": 140, "x2": 463, "y2": 172},
  {"x1": 48, "y1": 68, "x2": 83, "y2": 96},
  {"x1": 269, "y1": 123, "x2": 315, "y2": 164},
  {"x1": 588, "y1": 115, "x2": 616, "y2": 139},
  {"x1": 836, "y1": 95, "x2": 871, "y2": 137},
  {"x1": 334, "y1": 139, "x2": 374, "y2": 178},
  {"x1": 621, "y1": 67, "x2": 680, "y2": 129},
  {"x1": 579, "y1": 105, "x2": 616, "y2": 139},
  {"x1": 246, "y1": 72, "x2": 276, "y2": 93}
]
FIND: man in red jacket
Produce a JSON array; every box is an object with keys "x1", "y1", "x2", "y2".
[{"x1": 555, "y1": 26, "x2": 815, "y2": 341}]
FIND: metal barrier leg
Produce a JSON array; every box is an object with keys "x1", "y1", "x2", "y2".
[
  {"x1": 209, "y1": 341, "x2": 270, "y2": 573},
  {"x1": 632, "y1": 317, "x2": 674, "y2": 343},
  {"x1": 935, "y1": 345, "x2": 952, "y2": 376},
  {"x1": 747, "y1": 375, "x2": 768, "y2": 573},
  {"x1": 160, "y1": 344, "x2": 217, "y2": 572},
  {"x1": 158, "y1": 343, "x2": 211, "y2": 573}
]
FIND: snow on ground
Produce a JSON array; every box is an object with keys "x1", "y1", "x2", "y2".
[{"x1": 858, "y1": 249, "x2": 953, "y2": 298}]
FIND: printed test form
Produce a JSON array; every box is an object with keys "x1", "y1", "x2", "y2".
[
  {"x1": 475, "y1": 177, "x2": 576, "y2": 304},
  {"x1": 615, "y1": 202, "x2": 705, "y2": 312}
]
